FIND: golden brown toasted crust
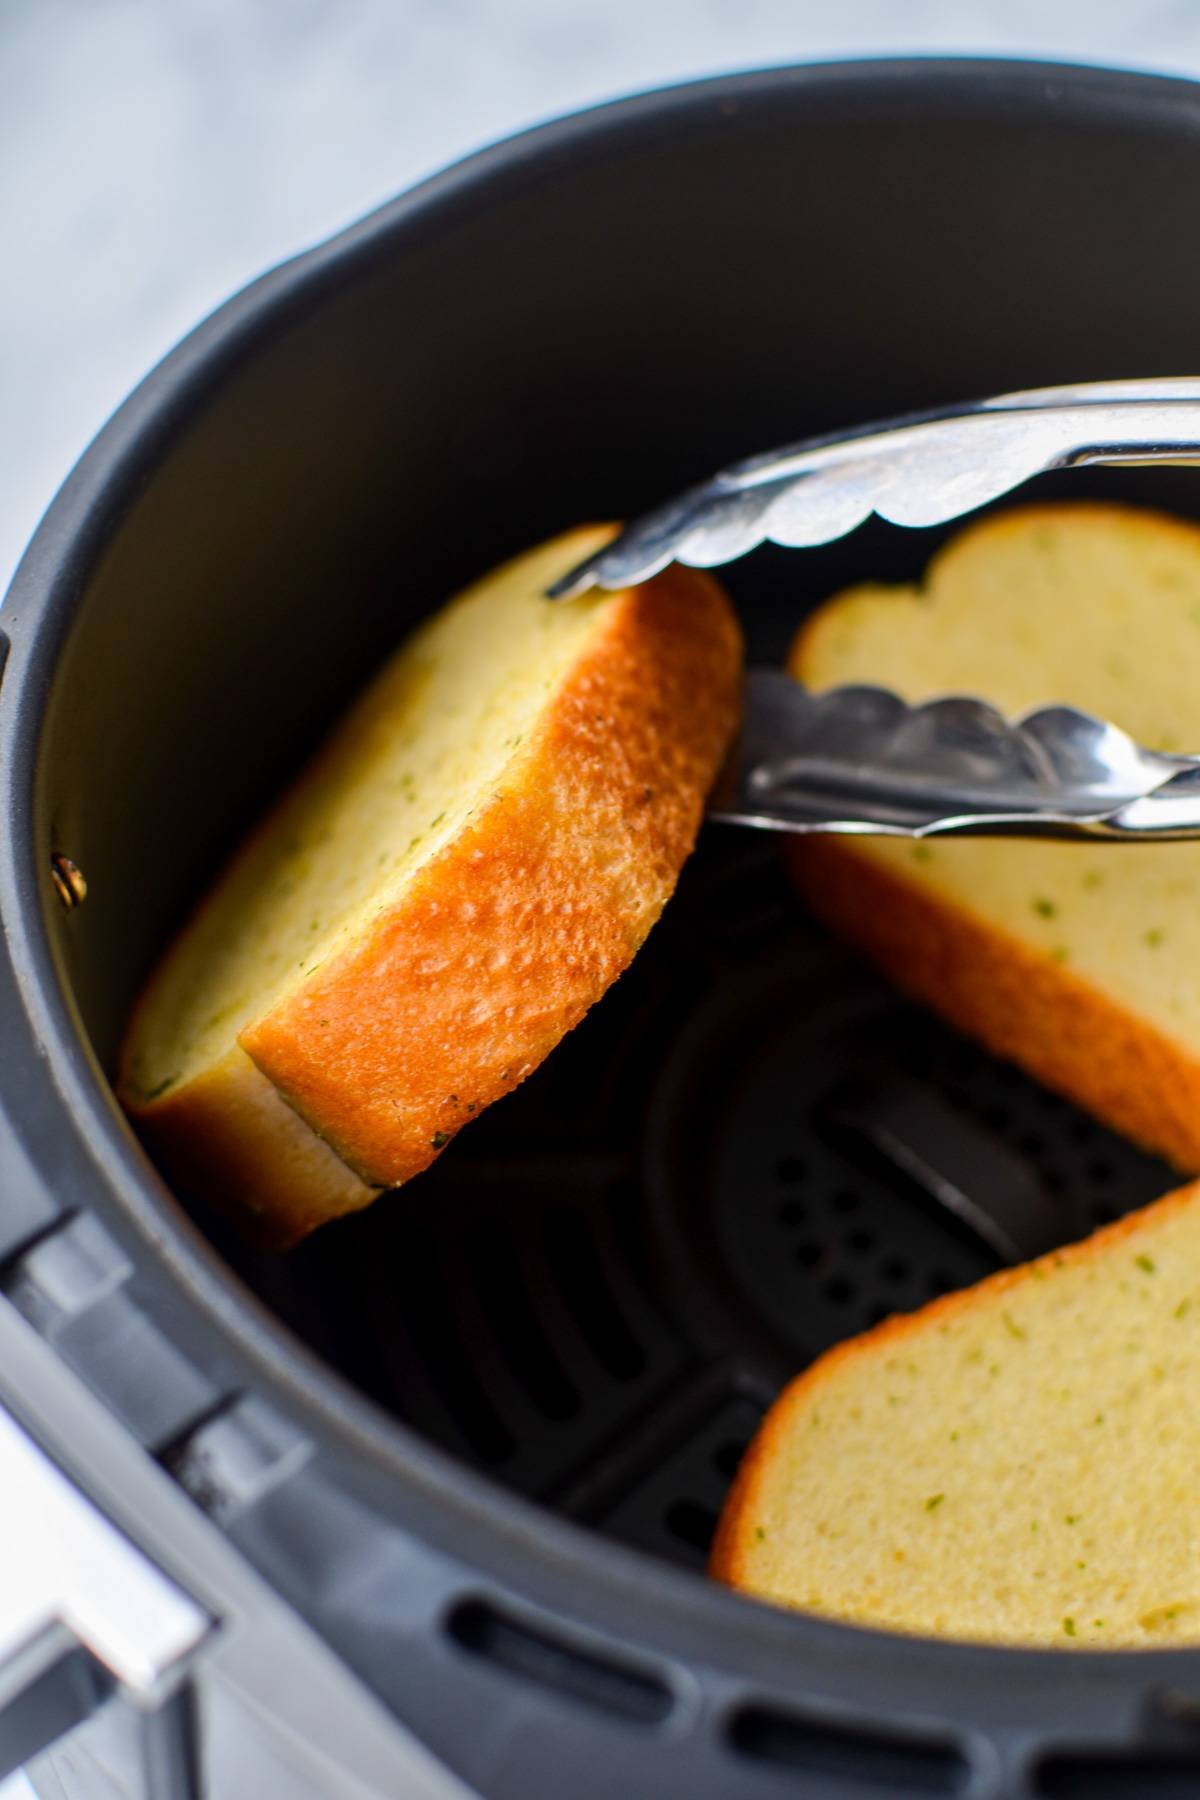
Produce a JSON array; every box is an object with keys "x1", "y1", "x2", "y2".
[
  {"x1": 785, "y1": 838, "x2": 1200, "y2": 1173},
  {"x1": 709, "y1": 1176, "x2": 1200, "y2": 1589},
  {"x1": 246, "y1": 560, "x2": 741, "y2": 1185},
  {"x1": 133, "y1": 1047, "x2": 378, "y2": 1248},
  {"x1": 128, "y1": 550, "x2": 741, "y2": 1246},
  {"x1": 783, "y1": 500, "x2": 1200, "y2": 1175}
]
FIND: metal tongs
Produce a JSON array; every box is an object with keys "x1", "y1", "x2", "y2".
[{"x1": 551, "y1": 377, "x2": 1200, "y2": 841}]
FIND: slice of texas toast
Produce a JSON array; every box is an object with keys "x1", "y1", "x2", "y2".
[
  {"x1": 712, "y1": 1177, "x2": 1200, "y2": 1646},
  {"x1": 790, "y1": 502, "x2": 1200, "y2": 1172},
  {"x1": 120, "y1": 525, "x2": 741, "y2": 1244}
]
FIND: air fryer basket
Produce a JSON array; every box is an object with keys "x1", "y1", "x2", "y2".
[{"x1": 8, "y1": 58, "x2": 1200, "y2": 1800}]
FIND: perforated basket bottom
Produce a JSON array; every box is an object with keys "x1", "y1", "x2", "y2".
[{"x1": 262, "y1": 833, "x2": 1173, "y2": 1573}]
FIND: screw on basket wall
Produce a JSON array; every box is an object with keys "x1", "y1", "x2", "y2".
[{"x1": 49, "y1": 855, "x2": 86, "y2": 911}]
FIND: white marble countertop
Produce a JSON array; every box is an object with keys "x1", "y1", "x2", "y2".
[{"x1": 3, "y1": 3, "x2": 1200, "y2": 1794}]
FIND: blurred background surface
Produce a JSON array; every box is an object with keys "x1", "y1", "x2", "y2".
[{"x1": 5, "y1": 1, "x2": 1200, "y2": 594}]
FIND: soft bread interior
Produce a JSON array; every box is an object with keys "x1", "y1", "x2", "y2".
[
  {"x1": 718, "y1": 1183, "x2": 1200, "y2": 1646},
  {"x1": 124, "y1": 528, "x2": 620, "y2": 1102},
  {"x1": 793, "y1": 503, "x2": 1200, "y2": 1059}
]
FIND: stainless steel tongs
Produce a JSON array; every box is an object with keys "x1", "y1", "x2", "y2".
[{"x1": 551, "y1": 377, "x2": 1200, "y2": 841}]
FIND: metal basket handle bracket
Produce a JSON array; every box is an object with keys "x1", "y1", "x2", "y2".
[{"x1": 0, "y1": 1399, "x2": 210, "y2": 1797}]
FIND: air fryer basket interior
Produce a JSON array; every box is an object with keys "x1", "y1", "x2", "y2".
[{"x1": 27, "y1": 56, "x2": 1200, "y2": 1736}]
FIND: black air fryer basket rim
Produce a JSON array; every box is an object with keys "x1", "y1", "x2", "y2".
[{"x1": 6, "y1": 55, "x2": 1200, "y2": 1786}]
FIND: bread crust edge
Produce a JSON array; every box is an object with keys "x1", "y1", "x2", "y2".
[
  {"x1": 784, "y1": 835, "x2": 1200, "y2": 1174},
  {"x1": 131, "y1": 1045, "x2": 379, "y2": 1249},
  {"x1": 709, "y1": 1175, "x2": 1200, "y2": 1595},
  {"x1": 124, "y1": 539, "x2": 741, "y2": 1244}
]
